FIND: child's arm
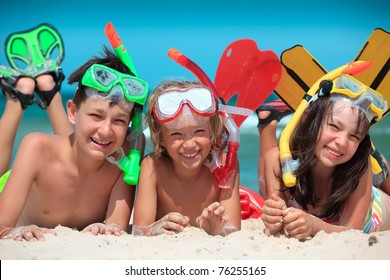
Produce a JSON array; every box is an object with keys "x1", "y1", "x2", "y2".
[
  {"x1": 132, "y1": 155, "x2": 158, "y2": 235},
  {"x1": 82, "y1": 171, "x2": 134, "y2": 236},
  {"x1": 264, "y1": 147, "x2": 285, "y2": 198},
  {"x1": 0, "y1": 133, "x2": 56, "y2": 241},
  {"x1": 282, "y1": 160, "x2": 373, "y2": 240},
  {"x1": 260, "y1": 147, "x2": 289, "y2": 235},
  {"x1": 105, "y1": 169, "x2": 135, "y2": 231},
  {"x1": 196, "y1": 161, "x2": 241, "y2": 236},
  {"x1": 132, "y1": 156, "x2": 189, "y2": 236}
]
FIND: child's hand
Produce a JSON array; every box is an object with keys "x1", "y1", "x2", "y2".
[
  {"x1": 145, "y1": 212, "x2": 190, "y2": 236},
  {"x1": 82, "y1": 223, "x2": 126, "y2": 236},
  {"x1": 1, "y1": 225, "x2": 56, "y2": 241},
  {"x1": 261, "y1": 194, "x2": 287, "y2": 236},
  {"x1": 196, "y1": 202, "x2": 236, "y2": 236},
  {"x1": 282, "y1": 208, "x2": 313, "y2": 240}
]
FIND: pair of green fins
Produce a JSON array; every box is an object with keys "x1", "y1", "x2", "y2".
[{"x1": 274, "y1": 28, "x2": 390, "y2": 185}]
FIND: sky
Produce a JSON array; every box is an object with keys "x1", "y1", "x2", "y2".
[{"x1": 0, "y1": 0, "x2": 389, "y2": 95}]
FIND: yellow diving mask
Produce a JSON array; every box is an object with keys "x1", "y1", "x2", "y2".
[{"x1": 328, "y1": 74, "x2": 388, "y2": 123}]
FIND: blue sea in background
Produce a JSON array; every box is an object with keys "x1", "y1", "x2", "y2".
[{"x1": 2, "y1": 92, "x2": 390, "y2": 193}]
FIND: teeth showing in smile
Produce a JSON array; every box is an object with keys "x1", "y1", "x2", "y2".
[
  {"x1": 91, "y1": 137, "x2": 110, "y2": 146},
  {"x1": 182, "y1": 151, "x2": 199, "y2": 158},
  {"x1": 325, "y1": 146, "x2": 341, "y2": 157}
]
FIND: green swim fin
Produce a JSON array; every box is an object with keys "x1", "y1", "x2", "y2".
[{"x1": 4, "y1": 23, "x2": 65, "y2": 77}]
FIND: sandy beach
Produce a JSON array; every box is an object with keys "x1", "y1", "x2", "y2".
[{"x1": 1, "y1": 219, "x2": 389, "y2": 260}]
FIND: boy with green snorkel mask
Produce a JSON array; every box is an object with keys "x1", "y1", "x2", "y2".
[{"x1": 0, "y1": 26, "x2": 148, "y2": 241}]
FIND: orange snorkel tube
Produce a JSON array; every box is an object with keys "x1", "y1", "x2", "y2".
[
  {"x1": 279, "y1": 61, "x2": 372, "y2": 187},
  {"x1": 168, "y1": 48, "x2": 240, "y2": 188}
]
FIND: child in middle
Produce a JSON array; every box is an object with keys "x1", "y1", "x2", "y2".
[{"x1": 133, "y1": 80, "x2": 241, "y2": 236}]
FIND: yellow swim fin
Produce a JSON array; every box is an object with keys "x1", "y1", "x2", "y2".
[
  {"x1": 274, "y1": 45, "x2": 326, "y2": 111},
  {"x1": 275, "y1": 28, "x2": 390, "y2": 114},
  {"x1": 353, "y1": 28, "x2": 390, "y2": 120}
]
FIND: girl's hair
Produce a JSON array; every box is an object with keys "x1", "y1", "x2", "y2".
[
  {"x1": 286, "y1": 95, "x2": 371, "y2": 219},
  {"x1": 67, "y1": 46, "x2": 142, "y2": 119},
  {"x1": 147, "y1": 80, "x2": 223, "y2": 158}
]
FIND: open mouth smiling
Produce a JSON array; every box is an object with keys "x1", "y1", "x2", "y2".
[
  {"x1": 325, "y1": 146, "x2": 342, "y2": 157},
  {"x1": 91, "y1": 137, "x2": 112, "y2": 146},
  {"x1": 181, "y1": 150, "x2": 200, "y2": 159}
]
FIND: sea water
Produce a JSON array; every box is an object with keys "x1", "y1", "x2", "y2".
[{"x1": 2, "y1": 94, "x2": 390, "y2": 193}]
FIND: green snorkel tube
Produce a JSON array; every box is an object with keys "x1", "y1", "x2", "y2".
[{"x1": 104, "y1": 22, "x2": 146, "y2": 185}]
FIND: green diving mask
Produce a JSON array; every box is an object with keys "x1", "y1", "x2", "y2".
[{"x1": 81, "y1": 64, "x2": 148, "y2": 106}]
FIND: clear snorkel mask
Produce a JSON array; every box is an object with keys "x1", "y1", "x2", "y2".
[
  {"x1": 328, "y1": 74, "x2": 388, "y2": 123},
  {"x1": 153, "y1": 87, "x2": 217, "y2": 130},
  {"x1": 309, "y1": 74, "x2": 388, "y2": 123}
]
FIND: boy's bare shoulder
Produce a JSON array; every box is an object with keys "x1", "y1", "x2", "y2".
[{"x1": 19, "y1": 132, "x2": 68, "y2": 155}]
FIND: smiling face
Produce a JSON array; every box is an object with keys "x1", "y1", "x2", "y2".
[
  {"x1": 160, "y1": 113, "x2": 213, "y2": 171},
  {"x1": 67, "y1": 97, "x2": 131, "y2": 160},
  {"x1": 314, "y1": 101, "x2": 366, "y2": 169}
]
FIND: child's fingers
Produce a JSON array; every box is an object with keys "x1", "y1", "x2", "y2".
[
  {"x1": 162, "y1": 220, "x2": 186, "y2": 233},
  {"x1": 105, "y1": 224, "x2": 125, "y2": 236},
  {"x1": 5, "y1": 226, "x2": 55, "y2": 242},
  {"x1": 82, "y1": 223, "x2": 101, "y2": 235},
  {"x1": 269, "y1": 194, "x2": 287, "y2": 210},
  {"x1": 262, "y1": 203, "x2": 284, "y2": 218},
  {"x1": 207, "y1": 202, "x2": 221, "y2": 212},
  {"x1": 282, "y1": 208, "x2": 311, "y2": 240},
  {"x1": 167, "y1": 212, "x2": 190, "y2": 226},
  {"x1": 213, "y1": 204, "x2": 225, "y2": 216},
  {"x1": 264, "y1": 199, "x2": 285, "y2": 211},
  {"x1": 219, "y1": 214, "x2": 230, "y2": 226}
]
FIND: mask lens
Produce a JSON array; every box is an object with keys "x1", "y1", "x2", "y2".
[
  {"x1": 187, "y1": 88, "x2": 213, "y2": 113},
  {"x1": 157, "y1": 92, "x2": 182, "y2": 116},
  {"x1": 123, "y1": 78, "x2": 146, "y2": 96},
  {"x1": 331, "y1": 74, "x2": 388, "y2": 122},
  {"x1": 366, "y1": 88, "x2": 386, "y2": 110},
  {"x1": 154, "y1": 87, "x2": 216, "y2": 123},
  {"x1": 94, "y1": 67, "x2": 118, "y2": 88}
]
